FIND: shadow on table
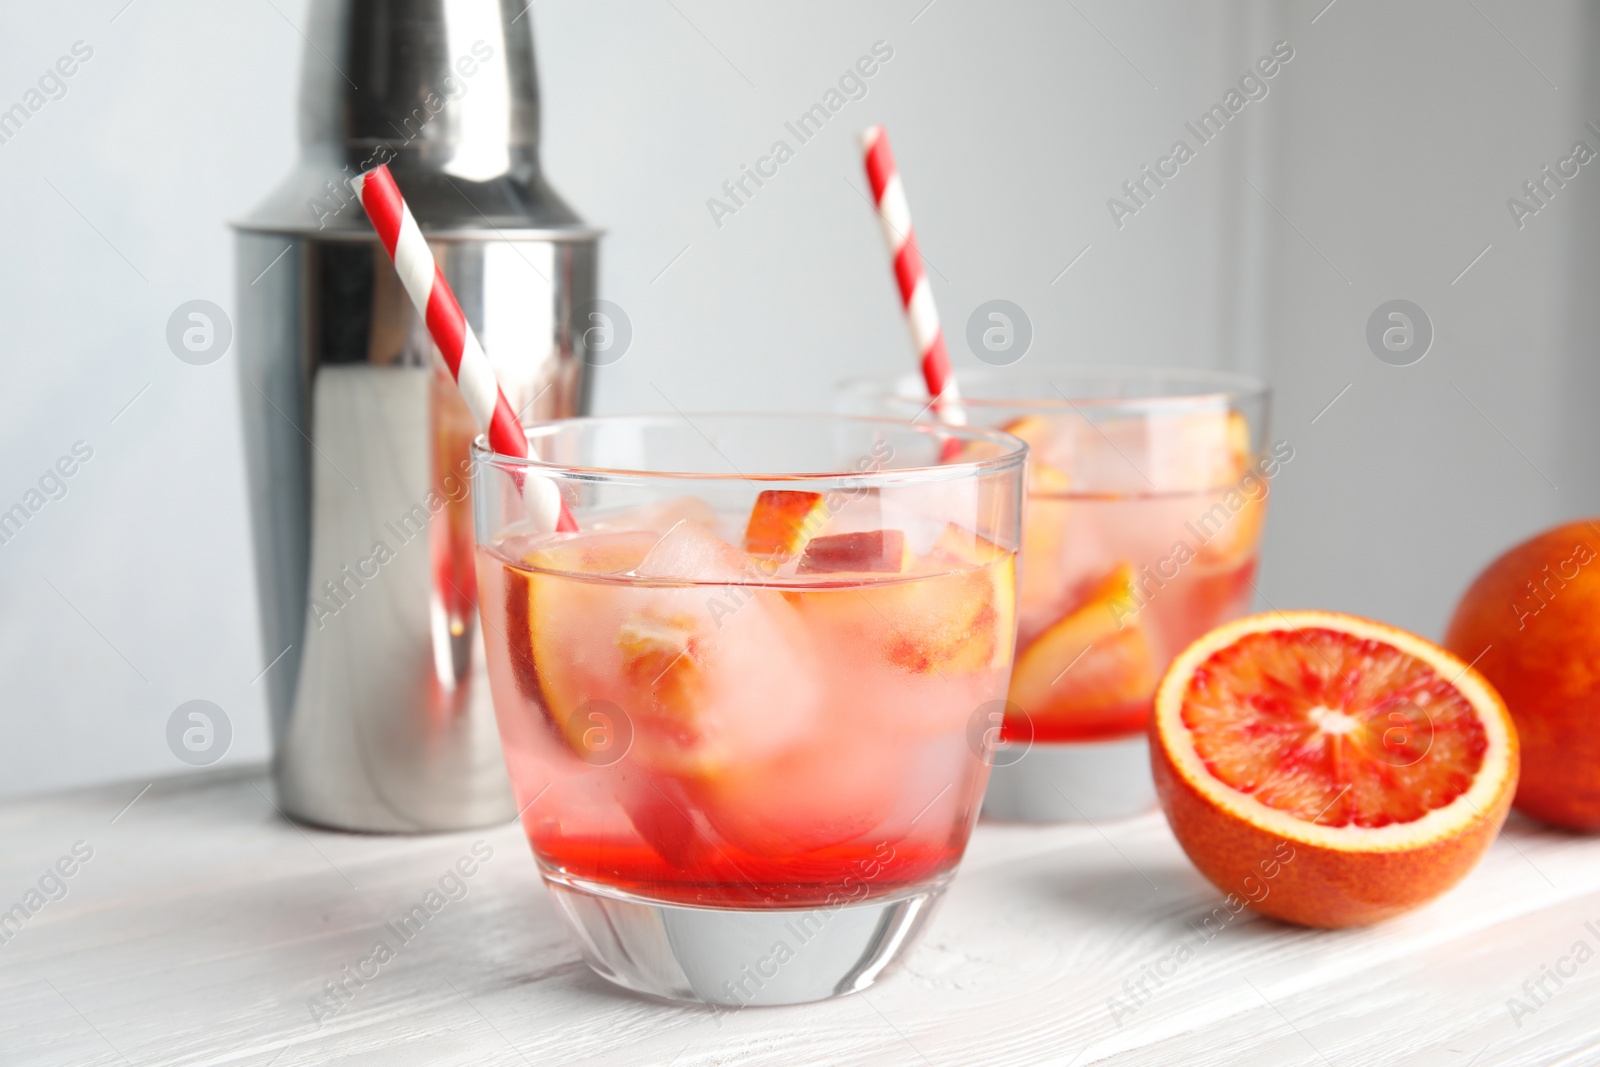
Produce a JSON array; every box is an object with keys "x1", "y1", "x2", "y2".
[{"x1": 1005, "y1": 856, "x2": 1215, "y2": 927}]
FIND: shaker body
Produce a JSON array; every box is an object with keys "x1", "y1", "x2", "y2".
[{"x1": 236, "y1": 230, "x2": 597, "y2": 831}]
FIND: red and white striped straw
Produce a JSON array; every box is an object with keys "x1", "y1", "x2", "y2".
[
  {"x1": 859, "y1": 126, "x2": 964, "y2": 428},
  {"x1": 351, "y1": 164, "x2": 577, "y2": 534}
]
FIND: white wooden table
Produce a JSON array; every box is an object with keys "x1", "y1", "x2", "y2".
[{"x1": 2, "y1": 767, "x2": 1598, "y2": 1066}]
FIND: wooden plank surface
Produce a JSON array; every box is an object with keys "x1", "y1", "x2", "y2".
[{"x1": 1, "y1": 767, "x2": 1597, "y2": 1066}]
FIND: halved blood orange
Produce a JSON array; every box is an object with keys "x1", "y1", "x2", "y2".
[{"x1": 1152, "y1": 610, "x2": 1519, "y2": 928}]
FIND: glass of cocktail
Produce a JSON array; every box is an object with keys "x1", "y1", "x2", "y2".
[
  {"x1": 843, "y1": 368, "x2": 1274, "y2": 822},
  {"x1": 472, "y1": 413, "x2": 1025, "y2": 1005}
]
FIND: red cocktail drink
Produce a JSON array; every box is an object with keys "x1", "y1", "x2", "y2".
[{"x1": 472, "y1": 414, "x2": 1025, "y2": 1004}]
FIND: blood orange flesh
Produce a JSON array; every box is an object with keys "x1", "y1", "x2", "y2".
[{"x1": 1183, "y1": 628, "x2": 1488, "y2": 829}]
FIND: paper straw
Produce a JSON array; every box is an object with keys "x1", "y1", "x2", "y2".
[
  {"x1": 351, "y1": 164, "x2": 576, "y2": 533},
  {"x1": 859, "y1": 126, "x2": 965, "y2": 430}
]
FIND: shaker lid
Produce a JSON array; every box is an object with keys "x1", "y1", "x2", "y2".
[{"x1": 237, "y1": 0, "x2": 600, "y2": 240}]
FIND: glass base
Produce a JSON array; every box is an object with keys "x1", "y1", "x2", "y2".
[
  {"x1": 544, "y1": 874, "x2": 948, "y2": 1007},
  {"x1": 982, "y1": 733, "x2": 1156, "y2": 822}
]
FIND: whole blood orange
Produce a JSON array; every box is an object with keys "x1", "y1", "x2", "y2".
[
  {"x1": 1151, "y1": 611, "x2": 1518, "y2": 928},
  {"x1": 1445, "y1": 521, "x2": 1600, "y2": 830}
]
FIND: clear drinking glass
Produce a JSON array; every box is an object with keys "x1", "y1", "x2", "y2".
[
  {"x1": 842, "y1": 368, "x2": 1273, "y2": 822},
  {"x1": 471, "y1": 413, "x2": 1026, "y2": 1005}
]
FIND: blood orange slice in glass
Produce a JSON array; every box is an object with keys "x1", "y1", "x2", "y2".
[
  {"x1": 1152, "y1": 610, "x2": 1519, "y2": 927},
  {"x1": 1007, "y1": 562, "x2": 1157, "y2": 741}
]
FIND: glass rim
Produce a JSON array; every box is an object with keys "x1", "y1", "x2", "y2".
[
  {"x1": 469, "y1": 411, "x2": 1029, "y2": 483},
  {"x1": 839, "y1": 364, "x2": 1269, "y2": 411}
]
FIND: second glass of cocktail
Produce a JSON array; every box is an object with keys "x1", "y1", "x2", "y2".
[
  {"x1": 845, "y1": 368, "x2": 1274, "y2": 822},
  {"x1": 472, "y1": 414, "x2": 1025, "y2": 1006}
]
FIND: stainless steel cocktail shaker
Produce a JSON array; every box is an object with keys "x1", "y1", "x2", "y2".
[{"x1": 234, "y1": 0, "x2": 599, "y2": 832}]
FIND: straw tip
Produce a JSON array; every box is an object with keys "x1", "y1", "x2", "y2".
[
  {"x1": 858, "y1": 126, "x2": 884, "y2": 151},
  {"x1": 350, "y1": 163, "x2": 393, "y2": 194}
]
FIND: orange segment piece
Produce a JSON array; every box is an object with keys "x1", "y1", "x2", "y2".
[
  {"x1": 1194, "y1": 489, "x2": 1267, "y2": 569},
  {"x1": 788, "y1": 523, "x2": 1016, "y2": 676},
  {"x1": 1152, "y1": 610, "x2": 1519, "y2": 927},
  {"x1": 797, "y1": 529, "x2": 912, "y2": 575},
  {"x1": 512, "y1": 527, "x2": 818, "y2": 778},
  {"x1": 743, "y1": 490, "x2": 828, "y2": 557},
  {"x1": 504, "y1": 531, "x2": 657, "y2": 702},
  {"x1": 615, "y1": 611, "x2": 706, "y2": 746},
  {"x1": 895, "y1": 524, "x2": 1016, "y2": 674},
  {"x1": 1007, "y1": 563, "x2": 1157, "y2": 740}
]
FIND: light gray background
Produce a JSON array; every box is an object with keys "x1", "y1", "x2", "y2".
[{"x1": 1, "y1": 0, "x2": 1594, "y2": 798}]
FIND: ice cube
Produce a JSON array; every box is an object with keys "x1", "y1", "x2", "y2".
[
  {"x1": 608, "y1": 579, "x2": 822, "y2": 774},
  {"x1": 1057, "y1": 413, "x2": 1151, "y2": 494},
  {"x1": 877, "y1": 481, "x2": 987, "y2": 557},
  {"x1": 1065, "y1": 408, "x2": 1245, "y2": 493},
  {"x1": 998, "y1": 414, "x2": 1079, "y2": 473},
  {"x1": 1143, "y1": 408, "x2": 1247, "y2": 492},
  {"x1": 634, "y1": 519, "x2": 752, "y2": 583}
]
